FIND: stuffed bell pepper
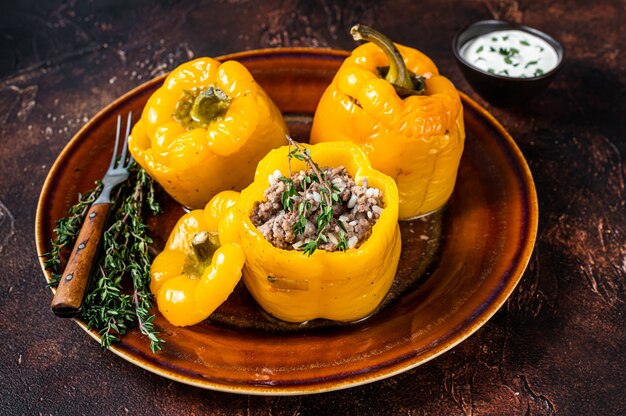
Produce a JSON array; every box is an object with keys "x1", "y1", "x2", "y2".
[
  {"x1": 220, "y1": 140, "x2": 401, "y2": 323},
  {"x1": 129, "y1": 57, "x2": 288, "y2": 209},
  {"x1": 311, "y1": 25, "x2": 465, "y2": 219}
]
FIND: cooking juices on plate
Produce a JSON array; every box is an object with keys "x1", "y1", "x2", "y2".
[{"x1": 133, "y1": 26, "x2": 465, "y2": 327}]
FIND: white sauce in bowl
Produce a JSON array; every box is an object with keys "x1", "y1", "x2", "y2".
[{"x1": 460, "y1": 29, "x2": 559, "y2": 78}]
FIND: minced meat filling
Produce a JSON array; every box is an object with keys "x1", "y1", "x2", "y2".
[{"x1": 250, "y1": 166, "x2": 384, "y2": 252}]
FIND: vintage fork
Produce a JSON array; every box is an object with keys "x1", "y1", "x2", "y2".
[{"x1": 51, "y1": 112, "x2": 134, "y2": 318}]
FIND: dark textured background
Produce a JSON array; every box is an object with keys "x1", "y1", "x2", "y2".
[{"x1": 1, "y1": 0, "x2": 624, "y2": 414}]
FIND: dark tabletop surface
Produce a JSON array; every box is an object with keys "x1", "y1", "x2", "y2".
[{"x1": 1, "y1": 0, "x2": 624, "y2": 414}]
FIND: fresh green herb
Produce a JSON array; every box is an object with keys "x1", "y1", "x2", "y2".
[
  {"x1": 336, "y1": 229, "x2": 349, "y2": 251},
  {"x1": 279, "y1": 176, "x2": 297, "y2": 211},
  {"x1": 520, "y1": 40, "x2": 530, "y2": 46},
  {"x1": 492, "y1": 36, "x2": 498, "y2": 42},
  {"x1": 487, "y1": 68, "x2": 495, "y2": 74},
  {"x1": 476, "y1": 45, "x2": 484, "y2": 53},
  {"x1": 282, "y1": 136, "x2": 346, "y2": 255},
  {"x1": 536, "y1": 45, "x2": 545, "y2": 52},
  {"x1": 503, "y1": 35, "x2": 509, "y2": 41},
  {"x1": 489, "y1": 46, "x2": 496, "y2": 52},
  {"x1": 44, "y1": 164, "x2": 164, "y2": 353},
  {"x1": 498, "y1": 47, "x2": 520, "y2": 65},
  {"x1": 500, "y1": 69, "x2": 510, "y2": 76},
  {"x1": 534, "y1": 68, "x2": 545, "y2": 76},
  {"x1": 525, "y1": 59, "x2": 540, "y2": 68},
  {"x1": 499, "y1": 47, "x2": 519, "y2": 56}
]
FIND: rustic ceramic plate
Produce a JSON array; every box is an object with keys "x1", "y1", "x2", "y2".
[{"x1": 36, "y1": 48, "x2": 538, "y2": 395}]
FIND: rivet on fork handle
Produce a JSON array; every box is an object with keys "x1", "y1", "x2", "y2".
[{"x1": 51, "y1": 203, "x2": 111, "y2": 317}]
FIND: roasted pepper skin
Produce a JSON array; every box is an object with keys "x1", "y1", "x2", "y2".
[
  {"x1": 129, "y1": 57, "x2": 288, "y2": 209},
  {"x1": 227, "y1": 141, "x2": 401, "y2": 323},
  {"x1": 150, "y1": 192, "x2": 244, "y2": 327},
  {"x1": 310, "y1": 42, "x2": 465, "y2": 219}
]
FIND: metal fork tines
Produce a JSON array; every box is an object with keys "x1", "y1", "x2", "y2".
[
  {"x1": 51, "y1": 112, "x2": 134, "y2": 317},
  {"x1": 94, "y1": 112, "x2": 134, "y2": 205}
]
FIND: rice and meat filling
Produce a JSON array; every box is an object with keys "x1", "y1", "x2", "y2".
[{"x1": 250, "y1": 166, "x2": 384, "y2": 252}]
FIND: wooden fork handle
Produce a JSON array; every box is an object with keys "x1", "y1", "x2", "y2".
[{"x1": 51, "y1": 203, "x2": 110, "y2": 317}]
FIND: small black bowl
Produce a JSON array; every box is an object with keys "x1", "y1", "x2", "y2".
[{"x1": 453, "y1": 20, "x2": 565, "y2": 106}]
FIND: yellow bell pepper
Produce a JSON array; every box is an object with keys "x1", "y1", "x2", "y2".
[
  {"x1": 310, "y1": 25, "x2": 465, "y2": 219},
  {"x1": 129, "y1": 57, "x2": 288, "y2": 209},
  {"x1": 150, "y1": 191, "x2": 245, "y2": 327},
  {"x1": 225, "y1": 141, "x2": 401, "y2": 323}
]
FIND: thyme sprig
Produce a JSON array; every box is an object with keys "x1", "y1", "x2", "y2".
[
  {"x1": 281, "y1": 136, "x2": 348, "y2": 255},
  {"x1": 43, "y1": 164, "x2": 164, "y2": 353}
]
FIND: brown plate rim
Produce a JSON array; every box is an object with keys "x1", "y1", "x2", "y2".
[{"x1": 35, "y1": 47, "x2": 538, "y2": 395}]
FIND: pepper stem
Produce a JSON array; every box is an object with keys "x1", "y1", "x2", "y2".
[
  {"x1": 191, "y1": 231, "x2": 212, "y2": 262},
  {"x1": 174, "y1": 86, "x2": 230, "y2": 130},
  {"x1": 351, "y1": 24, "x2": 414, "y2": 91},
  {"x1": 189, "y1": 86, "x2": 230, "y2": 125}
]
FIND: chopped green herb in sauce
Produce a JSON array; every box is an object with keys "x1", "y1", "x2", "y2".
[
  {"x1": 460, "y1": 29, "x2": 558, "y2": 78},
  {"x1": 525, "y1": 60, "x2": 540, "y2": 68}
]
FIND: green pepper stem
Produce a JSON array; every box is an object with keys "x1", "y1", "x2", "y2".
[
  {"x1": 191, "y1": 231, "x2": 212, "y2": 262},
  {"x1": 189, "y1": 86, "x2": 230, "y2": 126},
  {"x1": 350, "y1": 24, "x2": 414, "y2": 91},
  {"x1": 173, "y1": 86, "x2": 231, "y2": 130}
]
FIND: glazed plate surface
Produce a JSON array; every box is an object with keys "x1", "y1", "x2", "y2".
[{"x1": 36, "y1": 48, "x2": 538, "y2": 395}]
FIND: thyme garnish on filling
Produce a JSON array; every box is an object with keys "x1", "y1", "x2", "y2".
[
  {"x1": 43, "y1": 164, "x2": 164, "y2": 353},
  {"x1": 250, "y1": 136, "x2": 385, "y2": 256},
  {"x1": 282, "y1": 136, "x2": 348, "y2": 256}
]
